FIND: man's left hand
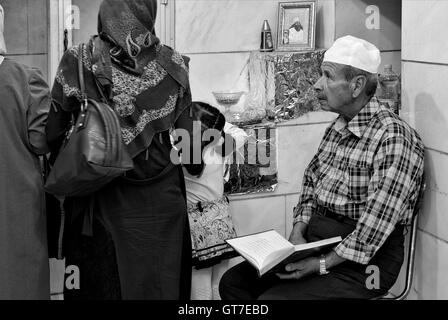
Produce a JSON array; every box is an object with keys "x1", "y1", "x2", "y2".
[{"x1": 276, "y1": 257, "x2": 320, "y2": 280}]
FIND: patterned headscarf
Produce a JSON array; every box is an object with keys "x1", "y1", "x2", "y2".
[
  {"x1": 97, "y1": 0, "x2": 159, "y2": 75},
  {"x1": 0, "y1": 5, "x2": 7, "y2": 55}
]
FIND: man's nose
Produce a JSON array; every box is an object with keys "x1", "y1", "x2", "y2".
[{"x1": 313, "y1": 76, "x2": 323, "y2": 92}]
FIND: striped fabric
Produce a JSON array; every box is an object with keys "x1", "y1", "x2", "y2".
[{"x1": 294, "y1": 97, "x2": 425, "y2": 264}]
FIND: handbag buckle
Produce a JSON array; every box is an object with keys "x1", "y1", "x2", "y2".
[
  {"x1": 77, "y1": 99, "x2": 89, "y2": 130},
  {"x1": 80, "y1": 98, "x2": 88, "y2": 112}
]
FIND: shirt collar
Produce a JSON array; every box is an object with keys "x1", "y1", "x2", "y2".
[
  {"x1": 0, "y1": 56, "x2": 4, "y2": 66},
  {"x1": 333, "y1": 97, "x2": 380, "y2": 138}
]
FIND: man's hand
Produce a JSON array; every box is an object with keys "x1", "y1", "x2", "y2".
[
  {"x1": 288, "y1": 222, "x2": 308, "y2": 245},
  {"x1": 276, "y1": 257, "x2": 320, "y2": 280}
]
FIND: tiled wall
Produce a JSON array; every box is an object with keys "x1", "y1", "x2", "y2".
[{"x1": 400, "y1": 0, "x2": 448, "y2": 300}]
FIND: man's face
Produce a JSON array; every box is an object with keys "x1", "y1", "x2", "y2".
[{"x1": 313, "y1": 62, "x2": 352, "y2": 116}]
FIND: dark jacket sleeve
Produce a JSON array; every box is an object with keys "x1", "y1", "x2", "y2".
[
  {"x1": 46, "y1": 47, "x2": 82, "y2": 157},
  {"x1": 27, "y1": 68, "x2": 51, "y2": 155},
  {"x1": 45, "y1": 100, "x2": 73, "y2": 160}
]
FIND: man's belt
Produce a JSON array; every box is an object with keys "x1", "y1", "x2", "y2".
[{"x1": 315, "y1": 206, "x2": 357, "y2": 225}]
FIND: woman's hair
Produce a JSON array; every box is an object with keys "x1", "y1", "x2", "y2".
[
  {"x1": 192, "y1": 101, "x2": 225, "y2": 133},
  {"x1": 183, "y1": 102, "x2": 228, "y2": 177}
]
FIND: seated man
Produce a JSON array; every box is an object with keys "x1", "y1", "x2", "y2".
[{"x1": 219, "y1": 35, "x2": 425, "y2": 300}]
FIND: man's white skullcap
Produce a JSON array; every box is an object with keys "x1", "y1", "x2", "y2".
[{"x1": 323, "y1": 35, "x2": 381, "y2": 74}]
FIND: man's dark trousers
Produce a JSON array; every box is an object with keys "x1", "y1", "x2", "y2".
[{"x1": 219, "y1": 212, "x2": 404, "y2": 300}]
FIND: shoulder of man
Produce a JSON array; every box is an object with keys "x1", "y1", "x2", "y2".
[
  {"x1": 0, "y1": 57, "x2": 46, "y2": 85},
  {"x1": 374, "y1": 105, "x2": 425, "y2": 153}
]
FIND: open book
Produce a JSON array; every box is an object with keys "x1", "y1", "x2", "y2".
[{"x1": 226, "y1": 230, "x2": 342, "y2": 277}]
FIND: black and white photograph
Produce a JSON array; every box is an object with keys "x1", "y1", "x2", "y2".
[
  {"x1": 276, "y1": 0, "x2": 316, "y2": 51},
  {"x1": 0, "y1": 0, "x2": 446, "y2": 311}
]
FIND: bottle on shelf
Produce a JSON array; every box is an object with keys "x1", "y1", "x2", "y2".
[
  {"x1": 378, "y1": 64, "x2": 400, "y2": 115},
  {"x1": 260, "y1": 20, "x2": 274, "y2": 52}
]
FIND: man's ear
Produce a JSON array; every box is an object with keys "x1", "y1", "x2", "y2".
[{"x1": 351, "y1": 75, "x2": 367, "y2": 98}]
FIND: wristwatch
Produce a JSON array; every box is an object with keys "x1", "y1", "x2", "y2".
[{"x1": 319, "y1": 254, "x2": 329, "y2": 275}]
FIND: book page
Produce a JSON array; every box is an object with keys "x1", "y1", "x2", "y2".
[
  {"x1": 227, "y1": 230, "x2": 293, "y2": 269},
  {"x1": 293, "y1": 236, "x2": 342, "y2": 251}
]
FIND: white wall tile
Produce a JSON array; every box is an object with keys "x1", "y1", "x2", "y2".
[
  {"x1": 176, "y1": 0, "x2": 277, "y2": 53},
  {"x1": 402, "y1": 0, "x2": 448, "y2": 301},
  {"x1": 285, "y1": 194, "x2": 300, "y2": 237},
  {"x1": 277, "y1": 123, "x2": 328, "y2": 195},
  {"x1": 419, "y1": 189, "x2": 448, "y2": 245},
  {"x1": 230, "y1": 196, "x2": 286, "y2": 237},
  {"x1": 402, "y1": 0, "x2": 448, "y2": 64},
  {"x1": 401, "y1": 62, "x2": 448, "y2": 153},
  {"x1": 424, "y1": 150, "x2": 448, "y2": 194},
  {"x1": 315, "y1": 0, "x2": 335, "y2": 49},
  {"x1": 411, "y1": 231, "x2": 448, "y2": 299},
  {"x1": 186, "y1": 52, "x2": 250, "y2": 111},
  {"x1": 175, "y1": 0, "x2": 333, "y2": 53},
  {"x1": 417, "y1": 150, "x2": 448, "y2": 242},
  {"x1": 278, "y1": 111, "x2": 336, "y2": 126}
]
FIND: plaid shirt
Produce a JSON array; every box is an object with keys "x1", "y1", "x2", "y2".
[{"x1": 294, "y1": 97, "x2": 425, "y2": 265}]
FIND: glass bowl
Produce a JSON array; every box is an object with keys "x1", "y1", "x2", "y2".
[
  {"x1": 212, "y1": 91, "x2": 245, "y2": 122},
  {"x1": 212, "y1": 91, "x2": 245, "y2": 106}
]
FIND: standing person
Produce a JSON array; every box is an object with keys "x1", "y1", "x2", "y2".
[
  {"x1": 184, "y1": 102, "x2": 247, "y2": 300},
  {"x1": 0, "y1": 4, "x2": 51, "y2": 300},
  {"x1": 220, "y1": 36, "x2": 425, "y2": 300},
  {"x1": 46, "y1": 0, "x2": 193, "y2": 300}
]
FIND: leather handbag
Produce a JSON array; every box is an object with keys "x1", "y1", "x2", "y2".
[{"x1": 45, "y1": 43, "x2": 133, "y2": 198}]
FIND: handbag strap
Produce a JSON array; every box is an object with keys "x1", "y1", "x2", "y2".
[{"x1": 78, "y1": 43, "x2": 88, "y2": 109}]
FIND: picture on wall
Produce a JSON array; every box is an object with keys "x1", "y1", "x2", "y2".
[{"x1": 276, "y1": 1, "x2": 317, "y2": 52}]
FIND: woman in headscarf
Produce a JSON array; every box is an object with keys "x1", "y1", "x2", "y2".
[
  {"x1": 0, "y1": 5, "x2": 51, "y2": 299},
  {"x1": 46, "y1": 0, "x2": 193, "y2": 300}
]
